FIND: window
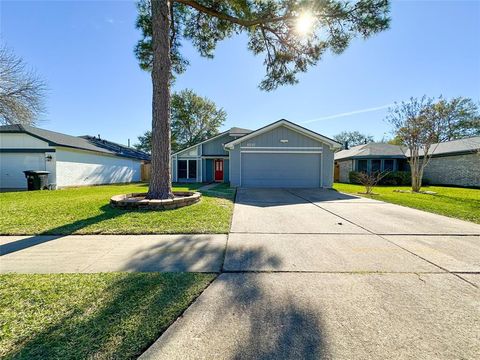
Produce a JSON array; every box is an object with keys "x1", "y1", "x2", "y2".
[
  {"x1": 357, "y1": 160, "x2": 368, "y2": 172},
  {"x1": 384, "y1": 159, "x2": 394, "y2": 171},
  {"x1": 371, "y1": 160, "x2": 381, "y2": 173},
  {"x1": 188, "y1": 160, "x2": 197, "y2": 179},
  {"x1": 178, "y1": 160, "x2": 187, "y2": 178},
  {"x1": 398, "y1": 159, "x2": 410, "y2": 171},
  {"x1": 177, "y1": 159, "x2": 197, "y2": 179}
]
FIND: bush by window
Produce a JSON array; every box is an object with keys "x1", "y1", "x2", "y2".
[{"x1": 349, "y1": 171, "x2": 411, "y2": 185}]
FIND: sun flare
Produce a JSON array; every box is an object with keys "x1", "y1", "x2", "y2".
[{"x1": 295, "y1": 12, "x2": 315, "y2": 36}]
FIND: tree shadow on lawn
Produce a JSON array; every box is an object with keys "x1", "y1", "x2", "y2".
[
  {"x1": 1, "y1": 204, "x2": 127, "y2": 255},
  {"x1": 1, "y1": 187, "x2": 232, "y2": 256},
  {"x1": 3, "y1": 272, "x2": 214, "y2": 360}
]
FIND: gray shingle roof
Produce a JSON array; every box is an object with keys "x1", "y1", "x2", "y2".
[
  {"x1": 334, "y1": 143, "x2": 406, "y2": 160},
  {"x1": 335, "y1": 137, "x2": 480, "y2": 161},
  {"x1": 0, "y1": 124, "x2": 150, "y2": 161},
  {"x1": 412, "y1": 136, "x2": 480, "y2": 157},
  {"x1": 228, "y1": 127, "x2": 252, "y2": 137}
]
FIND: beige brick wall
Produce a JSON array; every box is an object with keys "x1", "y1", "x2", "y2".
[
  {"x1": 423, "y1": 153, "x2": 480, "y2": 187},
  {"x1": 338, "y1": 160, "x2": 353, "y2": 183}
]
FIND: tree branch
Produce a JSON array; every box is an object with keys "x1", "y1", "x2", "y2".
[{"x1": 174, "y1": 0, "x2": 293, "y2": 27}]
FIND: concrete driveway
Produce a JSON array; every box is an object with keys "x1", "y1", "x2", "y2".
[{"x1": 142, "y1": 188, "x2": 480, "y2": 360}]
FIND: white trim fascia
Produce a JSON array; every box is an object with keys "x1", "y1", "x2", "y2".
[
  {"x1": 241, "y1": 150, "x2": 322, "y2": 154},
  {"x1": 320, "y1": 151, "x2": 323, "y2": 188},
  {"x1": 239, "y1": 151, "x2": 242, "y2": 187},
  {"x1": 240, "y1": 146, "x2": 323, "y2": 150},
  {"x1": 224, "y1": 120, "x2": 341, "y2": 149},
  {"x1": 228, "y1": 150, "x2": 232, "y2": 185},
  {"x1": 199, "y1": 158, "x2": 202, "y2": 181},
  {"x1": 171, "y1": 131, "x2": 229, "y2": 156}
]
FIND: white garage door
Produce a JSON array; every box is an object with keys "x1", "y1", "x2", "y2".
[
  {"x1": 0, "y1": 153, "x2": 46, "y2": 189},
  {"x1": 241, "y1": 152, "x2": 321, "y2": 188}
]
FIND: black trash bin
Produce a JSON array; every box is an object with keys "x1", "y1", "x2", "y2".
[{"x1": 23, "y1": 170, "x2": 50, "y2": 191}]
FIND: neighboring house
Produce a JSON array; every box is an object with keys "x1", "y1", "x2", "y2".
[
  {"x1": 171, "y1": 119, "x2": 341, "y2": 188},
  {"x1": 334, "y1": 143, "x2": 410, "y2": 183},
  {"x1": 0, "y1": 125, "x2": 150, "y2": 190},
  {"x1": 334, "y1": 137, "x2": 480, "y2": 187},
  {"x1": 418, "y1": 137, "x2": 480, "y2": 187}
]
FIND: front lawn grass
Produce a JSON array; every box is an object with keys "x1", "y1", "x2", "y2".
[
  {"x1": 0, "y1": 272, "x2": 215, "y2": 360},
  {"x1": 333, "y1": 183, "x2": 480, "y2": 224},
  {"x1": 0, "y1": 183, "x2": 235, "y2": 235}
]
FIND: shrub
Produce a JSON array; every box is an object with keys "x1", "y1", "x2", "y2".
[{"x1": 349, "y1": 171, "x2": 412, "y2": 186}]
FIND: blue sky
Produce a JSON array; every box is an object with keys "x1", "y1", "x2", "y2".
[{"x1": 1, "y1": 0, "x2": 479, "y2": 145}]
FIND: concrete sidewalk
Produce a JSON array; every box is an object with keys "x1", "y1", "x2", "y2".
[{"x1": 0, "y1": 234, "x2": 227, "y2": 273}]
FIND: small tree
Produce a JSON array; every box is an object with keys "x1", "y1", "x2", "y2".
[
  {"x1": 386, "y1": 96, "x2": 439, "y2": 192},
  {"x1": 136, "y1": 0, "x2": 391, "y2": 199},
  {"x1": 333, "y1": 130, "x2": 374, "y2": 149},
  {"x1": 0, "y1": 45, "x2": 46, "y2": 126},
  {"x1": 354, "y1": 171, "x2": 389, "y2": 195}
]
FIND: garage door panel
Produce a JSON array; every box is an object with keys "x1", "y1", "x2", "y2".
[
  {"x1": 241, "y1": 153, "x2": 320, "y2": 188},
  {"x1": 0, "y1": 153, "x2": 46, "y2": 189}
]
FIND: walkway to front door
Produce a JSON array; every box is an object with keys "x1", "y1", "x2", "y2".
[{"x1": 214, "y1": 159, "x2": 223, "y2": 182}]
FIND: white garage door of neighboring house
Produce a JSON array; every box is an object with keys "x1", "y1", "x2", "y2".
[
  {"x1": 241, "y1": 152, "x2": 321, "y2": 188},
  {"x1": 0, "y1": 153, "x2": 46, "y2": 189}
]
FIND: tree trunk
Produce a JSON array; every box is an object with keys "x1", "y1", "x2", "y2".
[{"x1": 148, "y1": 0, "x2": 173, "y2": 200}]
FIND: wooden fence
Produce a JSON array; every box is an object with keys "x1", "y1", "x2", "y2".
[{"x1": 141, "y1": 163, "x2": 151, "y2": 182}]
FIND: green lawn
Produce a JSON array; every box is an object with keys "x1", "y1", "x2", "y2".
[
  {"x1": 0, "y1": 183, "x2": 235, "y2": 235},
  {"x1": 0, "y1": 272, "x2": 215, "y2": 360},
  {"x1": 334, "y1": 183, "x2": 480, "y2": 224}
]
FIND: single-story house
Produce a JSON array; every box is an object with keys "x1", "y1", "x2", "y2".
[
  {"x1": 0, "y1": 124, "x2": 150, "y2": 190},
  {"x1": 171, "y1": 119, "x2": 342, "y2": 188},
  {"x1": 333, "y1": 143, "x2": 410, "y2": 183},
  {"x1": 334, "y1": 136, "x2": 480, "y2": 187}
]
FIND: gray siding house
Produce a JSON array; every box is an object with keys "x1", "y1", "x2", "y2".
[{"x1": 171, "y1": 119, "x2": 341, "y2": 188}]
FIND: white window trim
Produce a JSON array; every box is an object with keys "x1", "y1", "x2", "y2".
[{"x1": 177, "y1": 159, "x2": 198, "y2": 180}]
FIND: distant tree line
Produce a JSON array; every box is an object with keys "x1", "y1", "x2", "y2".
[{"x1": 134, "y1": 89, "x2": 226, "y2": 154}]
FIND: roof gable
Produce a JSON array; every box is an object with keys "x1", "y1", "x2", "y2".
[
  {"x1": 224, "y1": 119, "x2": 341, "y2": 149},
  {"x1": 0, "y1": 125, "x2": 150, "y2": 161}
]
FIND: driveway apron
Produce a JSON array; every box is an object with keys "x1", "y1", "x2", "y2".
[{"x1": 141, "y1": 188, "x2": 480, "y2": 360}]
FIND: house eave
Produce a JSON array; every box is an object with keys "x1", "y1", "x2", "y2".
[{"x1": 224, "y1": 119, "x2": 342, "y2": 150}]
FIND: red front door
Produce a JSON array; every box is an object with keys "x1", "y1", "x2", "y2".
[{"x1": 214, "y1": 159, "x2": 224, "y2": 182}]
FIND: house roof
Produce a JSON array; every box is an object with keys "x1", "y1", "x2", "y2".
[
  {"x1": 224, "y1": 119, "x2": 342, "y2": 149},
  {"x1": 335, "y1": 143, "x2": 406, "y2": 161},
  {"x1": 412, "y1": 136, "x2": 480, "y2": 157},
  {"x1": 0, "y1": 124, "x2": 150, "y2": 161},
  {"x1": 171, "y1": 127, "x2": 253, "y2": 156},
  {"x1": 335, "y1": 136, "x2": 480, "y2": 161},
  {"x1": 228, "y1": 127, "x2": 252, "y2": 137}
]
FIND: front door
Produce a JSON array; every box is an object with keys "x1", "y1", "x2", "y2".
[{"x1": 214, "y1": 159, "x2": 224, "y2": 182}]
